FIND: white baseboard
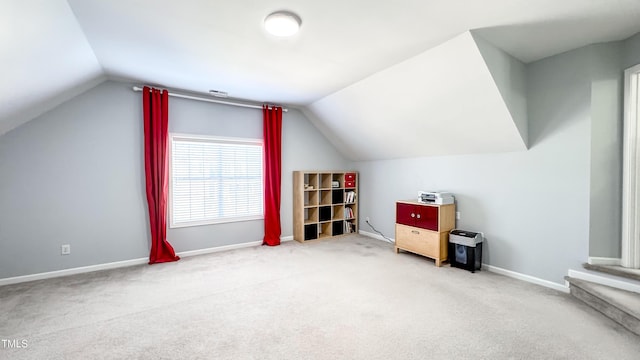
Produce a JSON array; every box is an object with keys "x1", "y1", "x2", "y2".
[
  {"x1": 587, "y1": 257, "x2": 622, "y2": 266},
  {"x1": 0, "y1": 257, "x2": 149, "y2": 287},
  {"x1": 0, "y1": 236, "x2": 295, "y2": 287},
  {"x1": 359, "y1": 230, "x2": 395, "y2": 243},
  {"x1": 176, "y1": 241, "x2": 262, "y2": 258},
  {"x1": 567, "y1": 269, "x2": 640, "y2": 294},
  {"x1": 362, "y1": 231, "x2": 567, "y2": 293},
  {"x1": 482, "y1": 264, "x2": 570, "y2": 293}
]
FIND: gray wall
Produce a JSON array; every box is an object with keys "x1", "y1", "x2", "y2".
[
  {"x1": 0, "y1": 81, "x2": 149, "y2": 278},
  {"x1": 623, "y1": 33, "x2": 640, "y2": 69},
  {"x1": 0, "y1": 81, "x2": 348, "y2": 278},
  {"x1": 355, "y1": 46, "x2": 594, "y2": 285},
  {"x1": 588, "y1": 42, "x2": 623, "y2": 258}
]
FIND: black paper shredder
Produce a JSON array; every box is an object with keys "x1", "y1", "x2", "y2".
[{"x1": 449, "y1": 229, "x2": 483, "y2": 273}]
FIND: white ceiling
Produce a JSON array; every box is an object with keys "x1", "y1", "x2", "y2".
[
  {"x1": 65, "y1": 0, "x2": 640, "y2": 105},
  {"x1": 2, "y1": 0, "x2": 640, "y2": 156}
]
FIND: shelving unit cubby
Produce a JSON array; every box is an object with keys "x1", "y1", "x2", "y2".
[{"x1": 293, "y1": 171, "x2": 358, "y2": 242}]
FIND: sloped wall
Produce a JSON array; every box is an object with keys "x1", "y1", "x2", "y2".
[
  {"x1": 472, "y1": 32, "x2": 528, "y2": 147},
  {"x1": 307, "y1": 31, "x2": 527, "y2": 161},
  {"x1": 0, "y1": 0, "x2": 104, "y2": 136}
]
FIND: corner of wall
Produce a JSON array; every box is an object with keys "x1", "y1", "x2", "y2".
[
  {"x1": 587, "y1": 41, "x2": 624, "y2": 259},
  {"x1": 471, "y1": 31, "x2": 528, "y2": 148},
  {"x1": 0, "y1": 74, "x2": 107, "y2": 137},
  {"x1": 298, "y1": 106, "x2": 355, "y2": 162},
  {"x1": 623, "y1": 31, "x2": 640, "y2": 69}
]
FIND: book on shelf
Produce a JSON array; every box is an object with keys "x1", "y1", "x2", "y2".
[
  {"x1": 344, "y1": 191, "x2": 356, "y2": 203},
  {"x1": 344, "y1": 207, "x2": 354, "y2": 219},
  {"x1": 343, "y1": 221, "x2": 356, "y2": 233},
  {"x1": 344, "y1": 221, "x2": 354, "y2": 233}
]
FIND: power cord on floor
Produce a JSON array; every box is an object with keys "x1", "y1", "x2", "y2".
[{"x1": 365, "y1": 219, "x2": 394, "y2": 243}]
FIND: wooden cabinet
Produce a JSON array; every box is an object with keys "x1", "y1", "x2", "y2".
[
  {"x1": 293, "y1": 171, "x2": 358, "y2": 242},
  {"x1": 394, "y1": 200, "x2": 455, "y2": 266}
]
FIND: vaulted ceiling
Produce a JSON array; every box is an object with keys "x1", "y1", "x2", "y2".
[{"x1": 2, "y1": 0, "x2": 640, "y2": 159}]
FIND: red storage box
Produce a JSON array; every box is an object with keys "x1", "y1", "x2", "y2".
[
  {"x1": 345, "y1": 180, "x2": 356, "y2": 188},
  {"x1": 345, "y1": 173, "x2": 356, "y2": 181}
]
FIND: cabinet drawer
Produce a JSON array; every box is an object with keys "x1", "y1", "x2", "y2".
[
  {"x1": 395, "y1": 224, "x2": 439, "y2": 258},
  {"x1": 344, "y1": 180, "x2": 356, "y2": 188},
  {"x1": 345, "y1": 173, "x2": 356, "y2": 181}
]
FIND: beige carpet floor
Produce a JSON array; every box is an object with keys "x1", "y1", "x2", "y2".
[{"x1": 1, "y1": 234, "x2": 639, "y2": 359}]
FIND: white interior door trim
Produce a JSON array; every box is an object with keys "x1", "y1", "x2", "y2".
[{"x1": 622, "y1": 63, "x2": 640, "y2": 269}]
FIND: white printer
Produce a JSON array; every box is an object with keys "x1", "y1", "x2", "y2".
[{"x1": 417, "y1": 191, "x2": 454, "y2": 205}]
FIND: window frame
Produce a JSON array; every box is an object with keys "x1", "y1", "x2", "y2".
[{"x1": 168, "y1": 133, "x2": 264, "y2": 229}]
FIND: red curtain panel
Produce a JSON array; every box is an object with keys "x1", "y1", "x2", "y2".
[
  {"x1": 263, "y1": 105, "x2": 283, "y2": 246},
  {"x1": 143, "y1": 86, "x2": 180, "y2": 264}
]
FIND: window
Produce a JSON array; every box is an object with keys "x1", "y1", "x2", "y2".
[{"x1": 169, "y1": 134, "x2": 263, "y2": 228}]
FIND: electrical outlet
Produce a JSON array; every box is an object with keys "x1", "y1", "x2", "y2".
[
  {"x1": 366, "y1": 217, "x2": 370, "y2": 222},
  {"x1": 456, "y1": 212, "x2": 461, "y2": 220},
  {"x1": 61, "y1": 244, "x2": 71, "y2": 255}
]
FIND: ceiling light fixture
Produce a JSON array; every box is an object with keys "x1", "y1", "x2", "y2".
[{"x1": 264, "y1": 11, "x2": 301, "y2": 37}]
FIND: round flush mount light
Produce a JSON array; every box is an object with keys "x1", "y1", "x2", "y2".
[{"x1": 264, "y1": 11, "x2": 301, "y2": 37}]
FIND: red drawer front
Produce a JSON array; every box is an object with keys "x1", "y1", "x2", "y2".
[
  {"x1": 345, "y1": 173, "x2": 356, "y2": 181},
  {"x1": 345, "y1": 180, "x2": 356, "y2": 188},
  {"x1": 396, "y1": 203, "x2": 439, "y2": 231},
  {"x1": 415, "y1": 205, "x2": 438, "y2": 231},
  {"x1": 396, "y1": 203, "x2": 415, "y2": 227}
]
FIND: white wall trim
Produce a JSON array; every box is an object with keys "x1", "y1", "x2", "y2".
[
  {"x1": 0, "y1": 257, "x2": 149, "y2": 287},
  {"x1": 360, "y1": 230, "x2": 568, "y2": 293},
  {"x1": 359, "y1": 230, "x2": 395, "y2": 243},
  {"x1": 568, "y1": 269, "x2": 640, "y2": 294},
  {"x1": 587, "y1": 257, "x2": 622, "y2": 266},
  {"x1": 0, "y1": 236, "x2": 295, "y2": 287},
  {"x1": 622, "y1": 63, "x2": 640, "y2": 269},
  {"x1": 176, "y1": 240, "x2": 263, "y2": 258},
  {"x1": 482, "y1": 264, "x2": 570, "y2": 293}
]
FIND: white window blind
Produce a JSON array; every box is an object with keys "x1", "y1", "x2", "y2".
[{"x1": 170, "y1": 135, "x2": 263, "y2": 228}]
